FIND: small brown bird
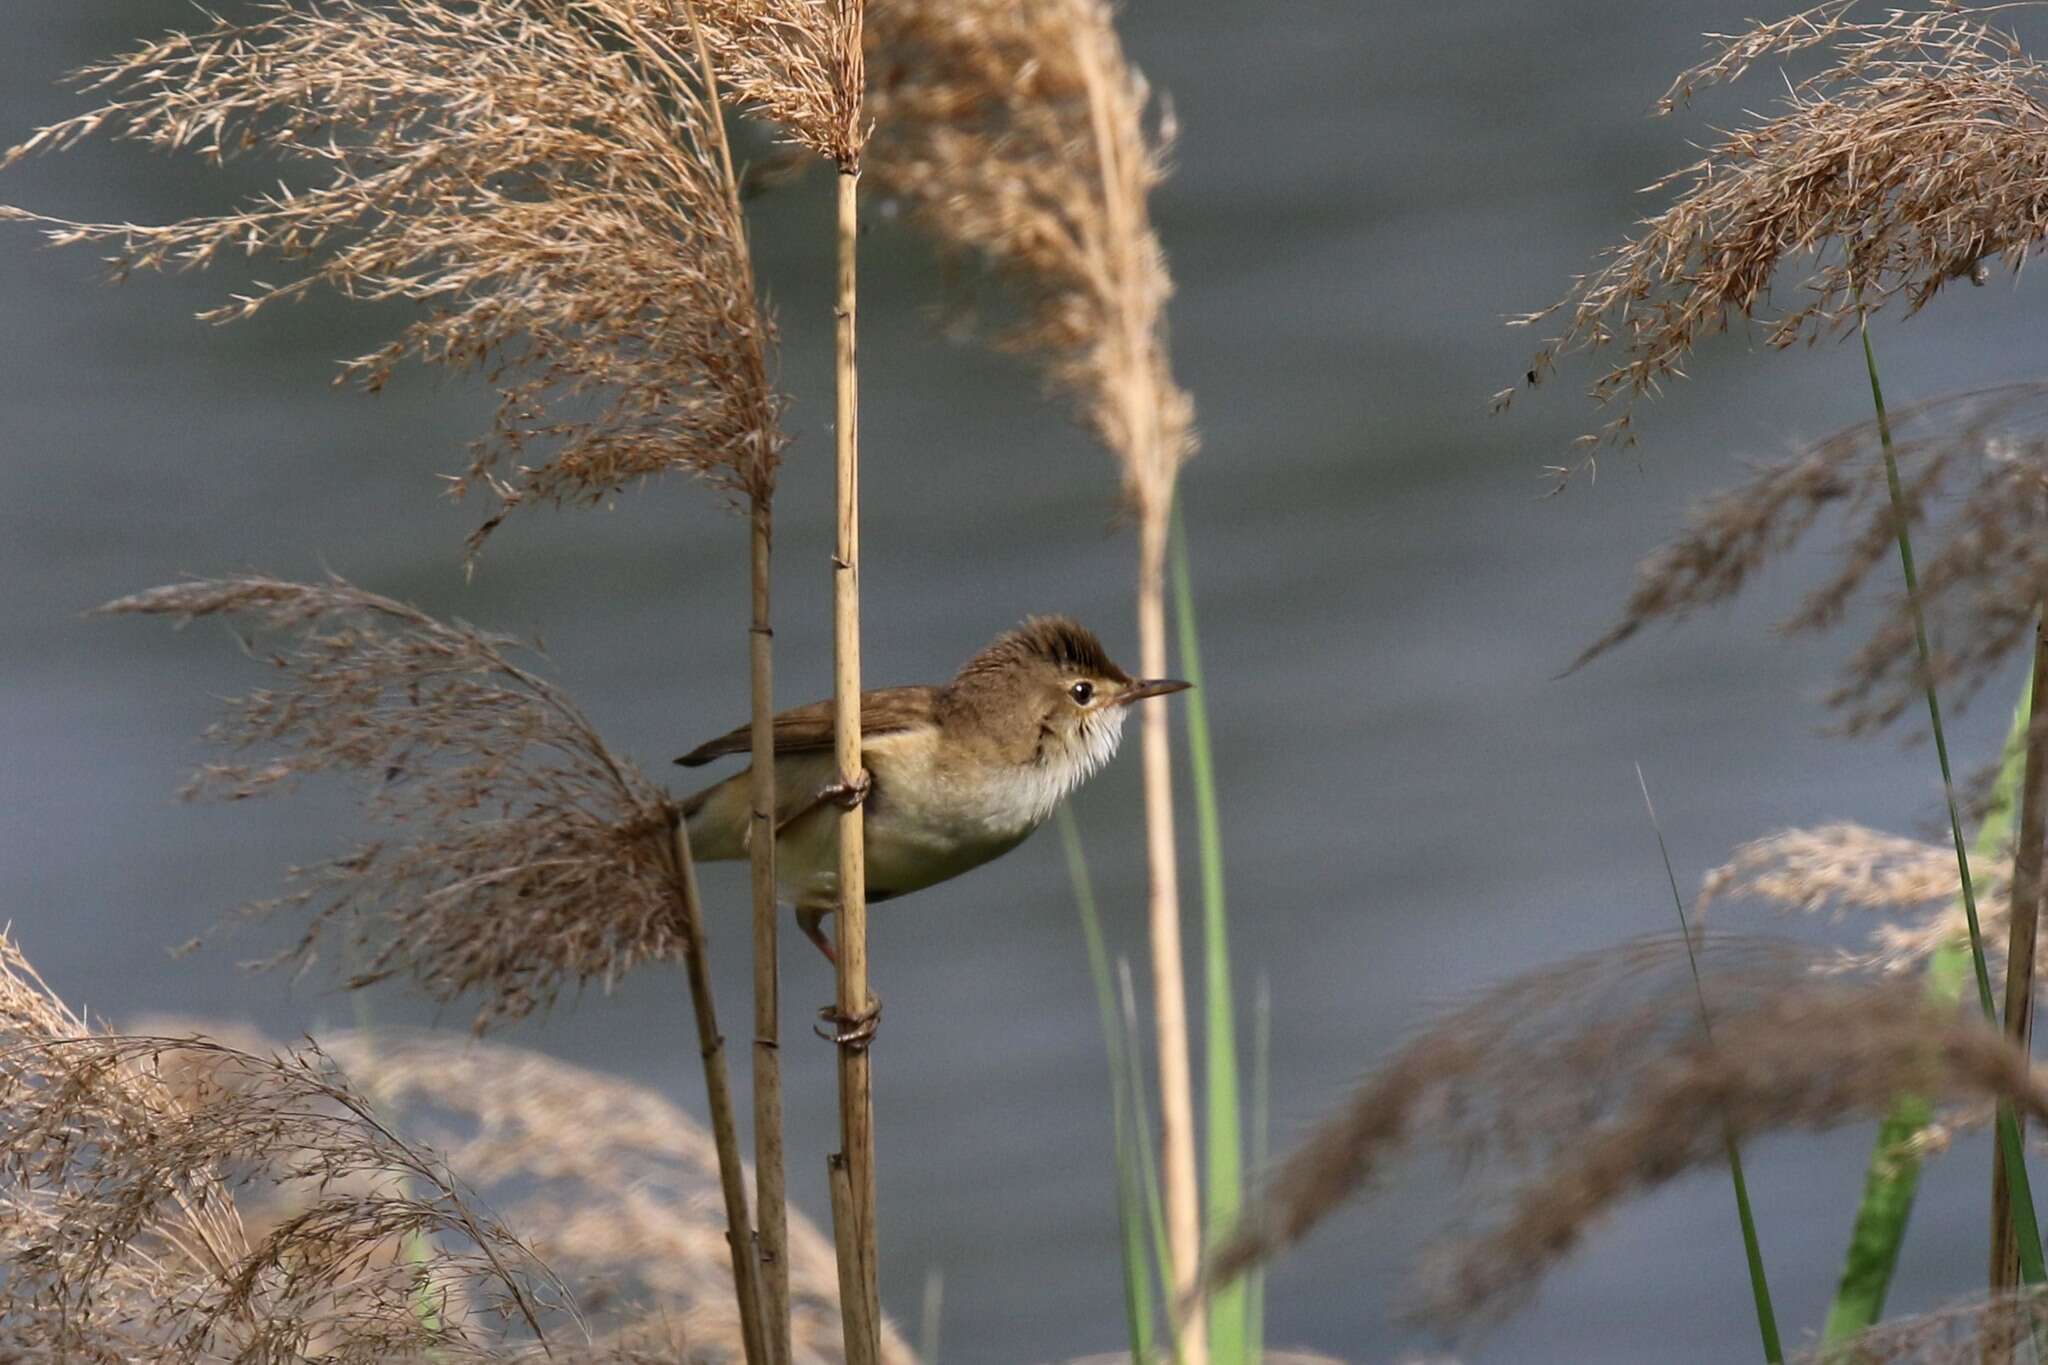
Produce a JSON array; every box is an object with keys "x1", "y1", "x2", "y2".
[{"x1": 677, "y1": 617, "x2": 1190, "y2": 962}]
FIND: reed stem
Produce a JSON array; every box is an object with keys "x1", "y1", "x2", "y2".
[
  {"x1": 1991, "y1": 620, "x2": 2048, "y2": 1295},
  {"x1": 749, "y1": 491, "x2": 790, "y2": 1361},
  {"x1": 1138, "y1": 509, "x2": 1203, "y2": 1365},
  {"x1": 670, "y1": 821, "x2": 769, "y2": 1365},
  {"x1": 830, "y1": 153, "x2": 881, "y2": 1365},
  {"x1": 676, "y1": 9, "x2": 789, "y2": 1350}
]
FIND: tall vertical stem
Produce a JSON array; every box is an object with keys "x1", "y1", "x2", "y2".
[
  {"x1": 831, "y1": 157, "x2": 880, "y2": 1365},
  {"x1": 676, "y1": 8, "x2": 789, "y2": 1352},
  {"x1": 1139, "y1": 510, "x2": 1204, "y2": 1365},
  {"x1": 748, "y1": 491, "x2": 790, "y2": 1364},
  {"x1": 671, "y1": 821, "x2": 769, "y2": 1365},
  {"x1": 1992, "y1": 619, "x2": 2048, "y2": 1294}
]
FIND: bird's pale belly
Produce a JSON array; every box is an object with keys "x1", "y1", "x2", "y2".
[{"x1": 778, "y1": 743, "x2": 1050, "y2": 909}]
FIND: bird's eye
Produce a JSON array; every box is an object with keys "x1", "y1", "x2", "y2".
[{"x1": 1069, "y1": 680, "x2": 1095, "y2": 705}]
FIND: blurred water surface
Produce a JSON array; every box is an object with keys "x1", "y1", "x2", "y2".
[{"x1": 6, "y1": 3, "x2": 2048, "y2": 1361}]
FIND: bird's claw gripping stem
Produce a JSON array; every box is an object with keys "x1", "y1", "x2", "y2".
[
  {"x1": 815, "y1": 995, "x2": 882, "y2": 1049},
  {"x1": 820, "y1": 768, "x2": 871, "y2": 810}
]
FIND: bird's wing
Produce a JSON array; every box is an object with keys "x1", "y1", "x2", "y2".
[{"x1": 674, "y1": 686, "x2": 939, "y2": 767}]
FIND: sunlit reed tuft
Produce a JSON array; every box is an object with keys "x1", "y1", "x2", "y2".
[
  {"x1": 2, "y1": 0, "x2": 784, "y2": 548},
  {"x1": 1702, "y1": 821, "x2": 2031, "y2": 982},
  {"x1": 1205, "y1": 938, "x2": 2048, "y2": 1333},
  {"x1": 100, "y1": 575, "x2": 685, "y2": 1030},
  {"x1": 1510, "y1": 1, "x2": 2048, "y2": 472}
]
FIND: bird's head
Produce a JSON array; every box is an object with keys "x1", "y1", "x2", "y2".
[{"x1": 948, "y1": 616, "x2": 1191, "y2": 802}]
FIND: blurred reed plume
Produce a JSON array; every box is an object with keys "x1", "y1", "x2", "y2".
[
  {"x1": 0, "y1": 926, "x2": 905, "y2": 1363},
  {"x1": 101, "y1": 575, "x2": 686, "y2": 1029},
  {"x1": 308, "y1": 1031, "x2": 914, "y2": 1365},
  {"x1": 1570, "y1": 382, "x2": 2048, "y2": 735},
  {"x1": 0, "y1": 0, "x2": 785, "y2": 546},
  {"x1": 1205, "y1": 937, "x2": 2048, "y2": 1334},
  {"x1": 0, "y1": 928, "x2": 575, "y2": 1362},
  {"x1": 867, "y1": 3, "x2": 1206, "y2": 1353},
  {"x1": 1789, "y1": 1288, "x2": 2048, "y2": 1363},
  {"x1": 1508, "y1": 0, "x2": 2048, "y2": 467}
]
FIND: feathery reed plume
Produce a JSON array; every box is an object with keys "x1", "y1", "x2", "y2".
[
  {"x1": 102, "y1": 575, "x2": 685, "y2": 1025},
  {"x1": 0, "y1": 930, "x2": 577, "y2": 1362},
  {"x1": 1571, "y1": 382, "x2": 2048, "y2": 735},
  {"x1": 1789, "y1": 1287, "x2": 2048, "y2": 1363},
  {"x1": 1204, "y1": 937, "x2": 2048, "y2": 1335},
  {"x1": 1509, "y1": 1, "x2": 2048, "y2": 472},
  {"x1": 101, "y1": 574, "x2": 769, "y2": 1361},
  {"x1": 2, "y1": 0, "x2": 786, "y2": 548},
  {"x1": 867, "y1": 4, "x2": 1202, "y2": 1352}
]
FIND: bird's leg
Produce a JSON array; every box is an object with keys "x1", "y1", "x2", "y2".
[{"x1": 797, "y1": 904, "x2": 837, "y2": 965}]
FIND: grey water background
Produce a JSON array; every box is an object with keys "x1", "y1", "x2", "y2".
[{"x1": 7, "y1": 2, "x2": 2048, "y2": 1360}]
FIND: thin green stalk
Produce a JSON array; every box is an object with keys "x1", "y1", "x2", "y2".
[
  {"x1": 1169, "y1": 511, "x2": 1247, "y2": 1365},
  {"x1": 1061, "y1": 807, "x2": 1160, "y2": 1360},
  {"x1": 1824, "y1": 681, "x2": 2032, "y2": 1339},
  {"x1": 1248, "y1": 976, "x2": 1270, "y2": 1365},
  {"x1": 1861, "y1": 309, "x2": 2047, "y2": 1287},
  {"x1": 1635, "y1": 764, "x2": 1781, "y2": 1363},
  {"x1": 1121, "y1": 957, "x2": 1185, "y2": 1365}
]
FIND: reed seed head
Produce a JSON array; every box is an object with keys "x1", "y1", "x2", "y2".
[
  {"x1": 100, "y1": 575, "x2": 690, "y2": 1030},
  {"x1": 1515, "y1": 2, "x2": 2048, "y2": 476},
  {"x1": 3, "y1": 0, "x2": 786, "y2": 547},
  {"x1": 866, "y1": 0, "x2": 1194, "y2": 519}
]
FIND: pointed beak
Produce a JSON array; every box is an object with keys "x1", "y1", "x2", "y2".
[{"x1": 1118, "y1": 678, "x2": 1193, "y2": 705}]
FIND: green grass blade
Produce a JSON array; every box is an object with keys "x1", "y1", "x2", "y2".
[
  {"x1": 1635, "y1": 765, "x2": 1782, "y2": 1363},
  {"x1": 1249, "y1": 976, "x2": 1270, "y2": 1365},
  {"x1": 1824, "y1": 682, "x2": 2032, "y2": 1339},
  {"x1": 1169, "y1": 512, "x2": 1247, "y2": 1365},
  {"x1": 1059, "y1": 808, "x2": 1158, "y2": 1360},
  {"x1": 1862, "y1": 313, "x2": 2046, "y2": 1287},
  {"x1": 1121, "y1": 958, "x2": 1184, "y2": 1365}
]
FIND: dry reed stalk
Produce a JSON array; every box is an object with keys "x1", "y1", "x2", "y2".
[
  {"x1": 866, "y1": 1, "x2": 1200, "y2": 1346},
  {"x1": 1993, "y1": 625, "x2": 2048, "y2": 1292},
  {"x1": 671, "y1": 6, "x2": 793, "y2": 1349},
  {"x1": 0, "y1": 929, "x2": 585, "y2": 1362},
  {"x1": 686, "y1": 1, "x2": 875, "y2": 1346},
  {"x1": 1201, "y1": 937, "x2": 2048, "y2": 1335},
  {"x1": 1505, "y1": 1, "x2": 2048, "y2": 478},
  {"x1": 100, "y1": 574, "x2": 769, "y2": 1361}
]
